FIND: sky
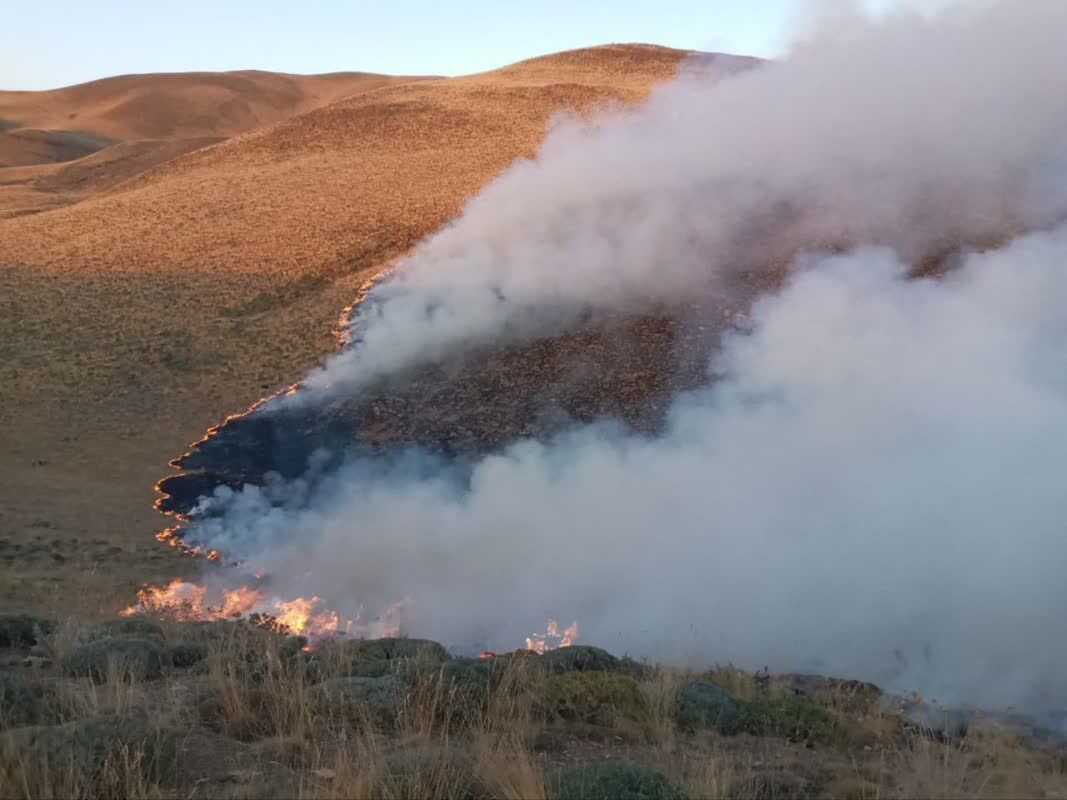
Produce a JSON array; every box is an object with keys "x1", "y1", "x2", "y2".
[{"x1": 2, "y1": 0, "x2": 916, "y2": 90}]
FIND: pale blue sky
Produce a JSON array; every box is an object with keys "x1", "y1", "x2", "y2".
[{"x1": 4, "y1": 0, "x2": 902, "y2": 90}]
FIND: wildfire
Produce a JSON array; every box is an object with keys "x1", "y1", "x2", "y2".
[
  {"x1": 122, "y1": 579, "x2": 406, "y2": 645},
  {"x1": 525, "y1": 619, "x2": 579, "y2": 654},
  {"x1": 153, "y1": 527, "x2": 221, "y2": 561}
]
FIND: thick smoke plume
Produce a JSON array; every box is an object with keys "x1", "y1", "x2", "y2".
[
  {"x1": 300, "y1": 0, "x2": 1067, "y2": 396},
  {"x1": 182, "y1": 0, "x2": 1067, "y2": 715}
]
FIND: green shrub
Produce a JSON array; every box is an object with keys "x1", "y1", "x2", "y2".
[
  {"x1": 541, "y1": 646, "x2": 620, "y2": 674},
  {"x1": 549, "y1": 760, "x2": 687, "y2": 800},
  {"x1": 675, "y1": 680, "x2": 740, "y2": 732},
  {"x1": 309, "y1": 675, "x2": 400, "y2": 729},
  {"x1": 62, "y1": 638, "x2": 166, "y2": 681},
  {"x1": 733, "y1": 694, "x2": 835, "y2": 743},
  {"x1": 2, "y1": 714, "x2": 177, "y2": 786},
  {"x1": 543, "y1": 671, "x2": 650, "y2": 728},
  {"x1": 89, "y1": 617, "x2": 164, "y2": 643},
  {"x1": 320, "y1": 637, "x2": 449, "y2": 677}
]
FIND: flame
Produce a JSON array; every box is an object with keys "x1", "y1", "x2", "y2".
[
  {"x1": 122, "y1": 578, "x2": 407, "y2": 646},
  {"x1": 153, "y1": 526, "x2": 222, "y2": 561},
  {"x1": 132, "y1": 264, "x2": 413, "y2": 648},
  {"x1": 525, "y1": 619, "x2": 579, "y2": 654}
]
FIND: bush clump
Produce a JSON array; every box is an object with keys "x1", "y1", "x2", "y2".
[
  {"x1": 543, "y1": 671, "x2": 650, "y2": 728},
  {"x1": 381, "y1": 744, "x2": 480, "y2": 800},
  {"x1": 0, "y1": 672, "x2": 50, "y2": 728},
  {"x1": 62, "y1": 638, "x2": 166, "y2": 681},
  {"x1": 333, "y1": 637, "x2": 448, "y2": 665},
  {"x1": 165, "y1": 641, "x2": 208, "y2": 669},
  {"x1": 316, "y1": 637, "x2": 449, "y2": 681},
  {"x1": 2, "y1": 714, "x2": 177, "y2": 788},
  {"x1": 549, "y1": 760, "x2": 687, "y2": 800},
  {"x1": 310, "y1": 675, "x2": 401, "y2": 728},
  {"x1": 733, "y1": 694, "x2": 836, "y2": 743},
  {"x1": 675, "y1": 681, "x2": 740, "y2": 732},
  {"x1": 89, "y1": 617, "x2": 165, "y2": 643},
  {"x1": 542, "y1": 646, "x2": 620, "y2": 674},
  {"x1": 0, "y1": 613, "x2": 54, "y2": 649},
  {"x1": 196, "y1": 686, "x2": 278, "y2": 742}
]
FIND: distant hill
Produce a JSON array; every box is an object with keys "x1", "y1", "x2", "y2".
[
  {"x1": 0, "y1": 45, "x2": 754, "y2": 268},
  {"x1": 0, "y1": 70, "x2": 413, "y2": 166}
]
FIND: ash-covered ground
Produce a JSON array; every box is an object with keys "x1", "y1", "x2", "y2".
[{"x1": 158, "y1": 294, "x2": 742, "y2": 522}]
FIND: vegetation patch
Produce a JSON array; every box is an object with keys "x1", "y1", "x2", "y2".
[
  {"x1": 0, "y1": 613, "x2": 54, "y2": 649},
  {"x1": 549, "y1": 760, "x2": 687, "y2": 800},
  {"x1": 675, "y1": 680, "x2": 740, "y2": 732},
  {"x1": 221, "y1": 273, "x2": 331, "y2": 317},
  {"x1": 543, "y1": 670, "x2": 651, "y2": 729},
  {"x1": 0, "y1": 672, "x2": 50, "y2": 728},
  {"x1": 0, "y1": 714, "x2": 177, "y2": 794},
  {"x1": 310, "y1": 675, "x2": 401, "y2": 730},
  {"x1": 0, "y1": 620, "x2": 1061, "y2": 799},
  {"x1": 732, "y1": 693, "x2": 836, "y2": 743},
  {"x1": 62, "y1": 638, "x2": 167, "y2": 681},
  {"x1": 165, "y1": 640, "x2": 208, "y2": 669},
  {"x1": 541, "y1": 645, "x2": 620, "y2": 674},
  {"x1": 89, "y1": 616, "x2": 164, "y2": 643},
  {"x1": 381, "y1": 744, "x2": 481, "y2": 800}
]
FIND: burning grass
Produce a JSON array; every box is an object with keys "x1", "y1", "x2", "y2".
[{"x1": 2, "y1": 614, "x2": 1065, "y2": 799}]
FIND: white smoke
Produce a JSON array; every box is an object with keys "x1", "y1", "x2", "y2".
[
  {"x1": 180, "y1": 0, "x2": 1067, "y2": 714},
  {"x1": 297, "y1": 0, "x2": 1067, "y2": 398},
  {"x1": 194, "y1": 226, "x2": 1067, "y2": 713}
]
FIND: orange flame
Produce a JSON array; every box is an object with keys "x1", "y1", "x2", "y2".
[
  {"x1": 525, "y1": 619, "x2": 579, "y2": 654},
  {"x1": 122, "y1": 579, "x2": 406, "y2": 645}
]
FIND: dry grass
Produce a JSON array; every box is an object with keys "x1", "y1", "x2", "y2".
[
  {"x1": 1, "y1": 746, "x2": 165, "y2": 800},
  {"x1": 3, "y1": 620, "x2": 1064, "y2": 800}
]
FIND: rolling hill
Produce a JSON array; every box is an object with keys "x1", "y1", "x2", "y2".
[{"x1": 0, "y1": 70, "x2": 409, "y2": 164}]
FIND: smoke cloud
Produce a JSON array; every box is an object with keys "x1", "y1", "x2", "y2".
[
  {"x1": 299, "y1": 0, "x2": 1067, "y2": 397},
  {"x1": 178, "y1": 0, "x2": 1067, "y2": 715}
]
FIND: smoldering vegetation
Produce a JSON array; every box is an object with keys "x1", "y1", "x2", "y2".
[{"x1": 157, "y1": 0, "x2": 1067, "y2": 723}]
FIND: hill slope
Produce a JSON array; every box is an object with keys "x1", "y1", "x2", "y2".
[{"x1": 0, "y1": 44, "x2": 756, "y2": 614}]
